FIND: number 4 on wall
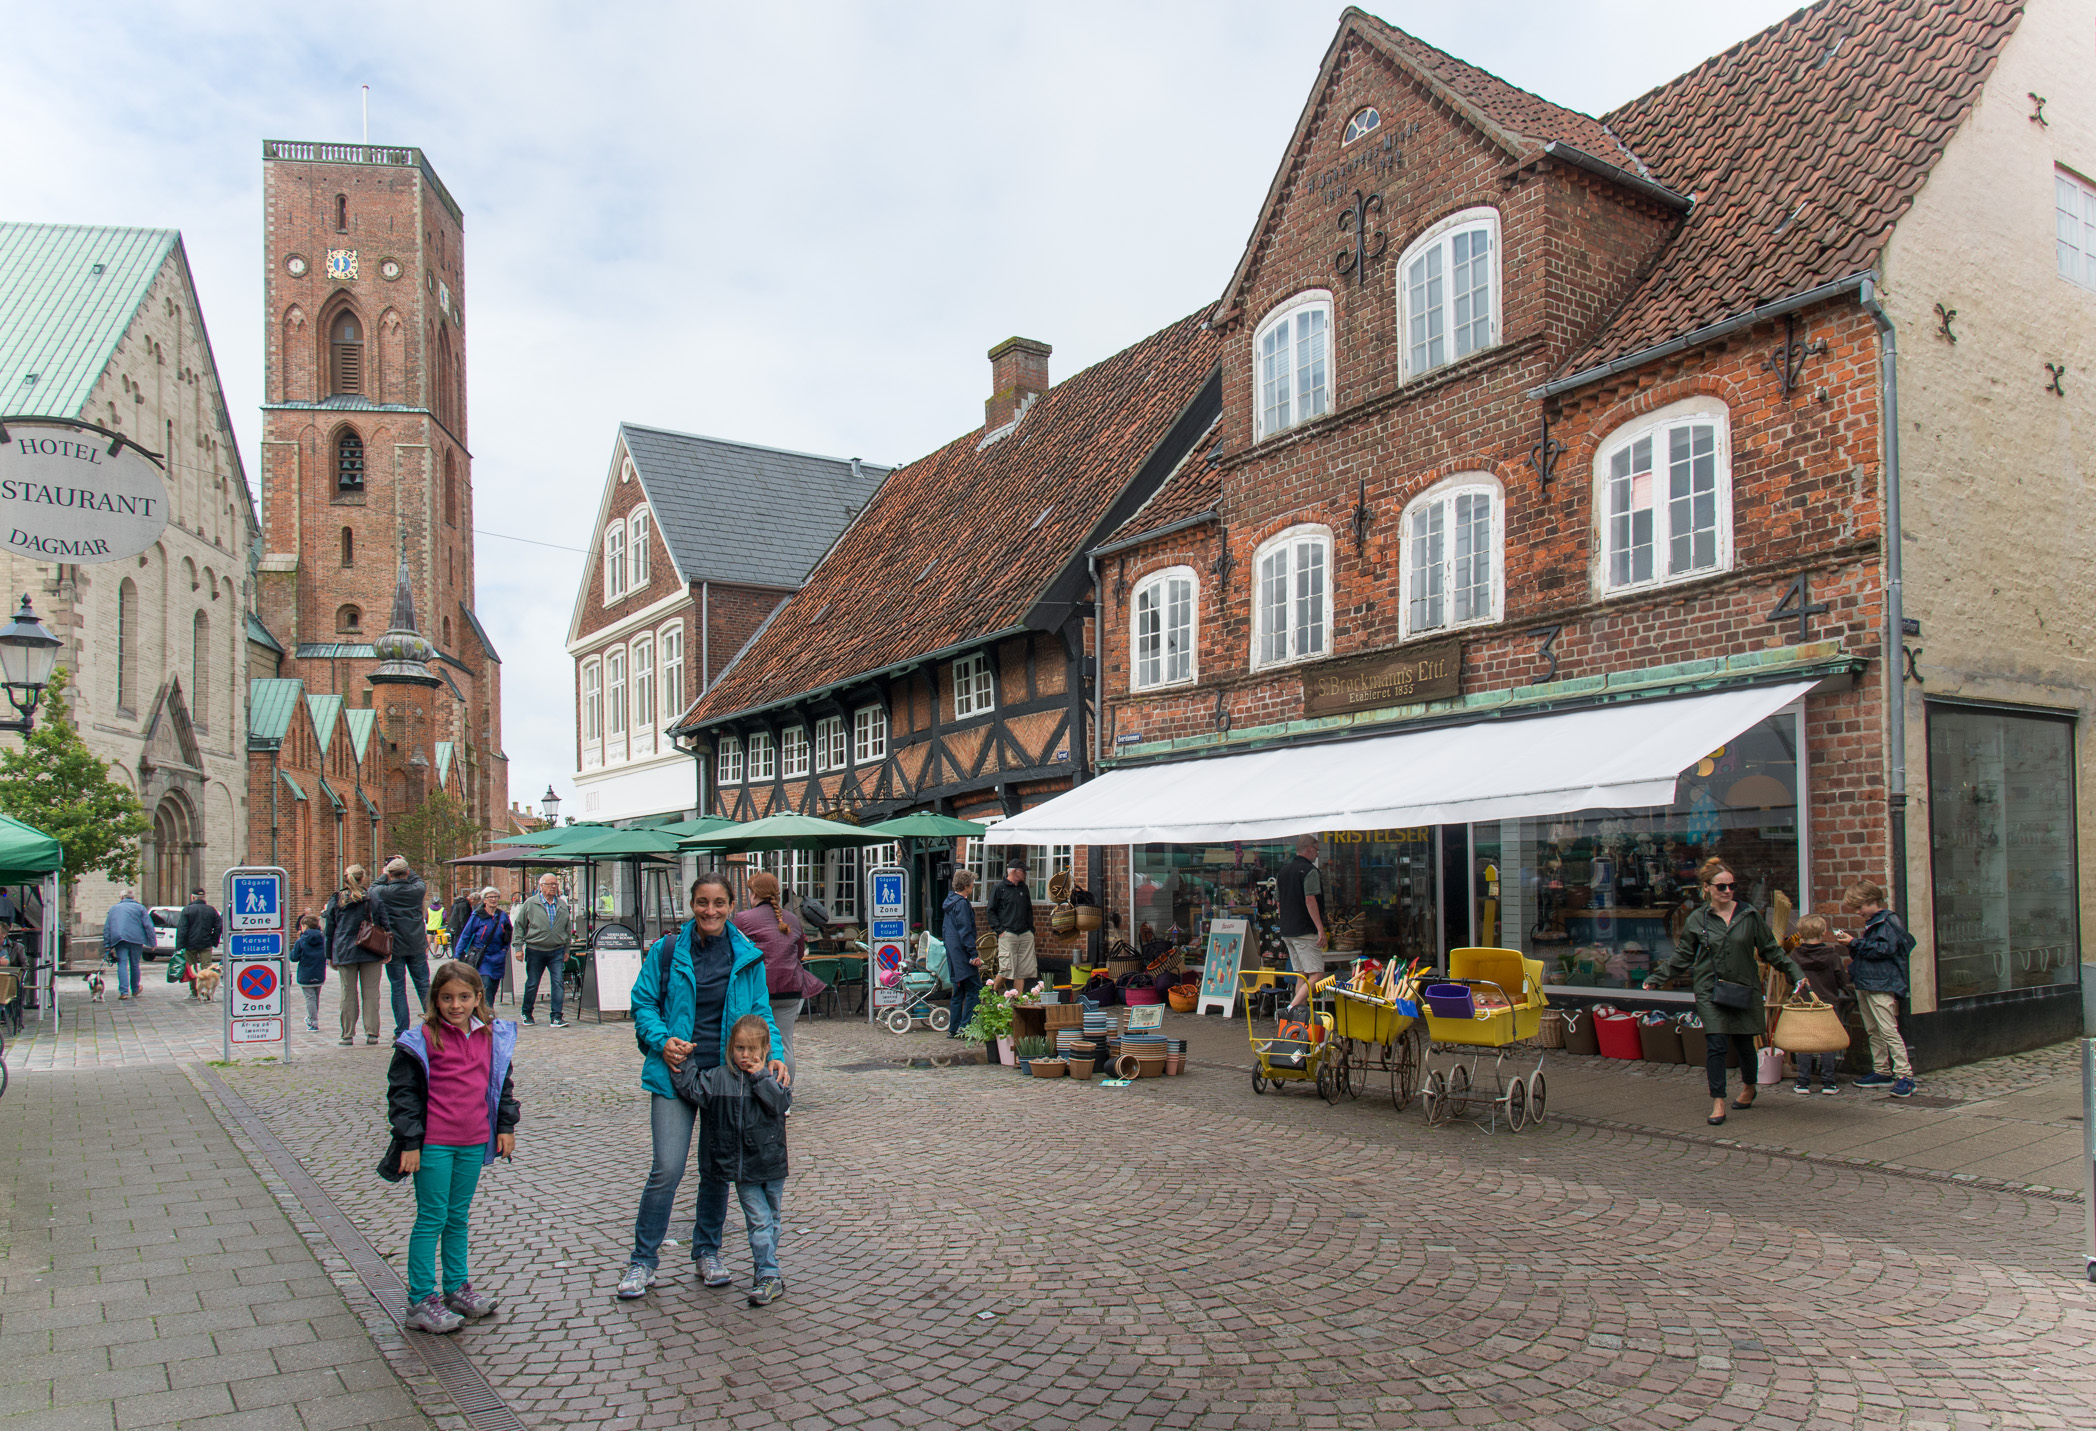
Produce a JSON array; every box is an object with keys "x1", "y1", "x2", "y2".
[{"x1": 1767, "y1": 572, "x2": 1831, "y2": 642}]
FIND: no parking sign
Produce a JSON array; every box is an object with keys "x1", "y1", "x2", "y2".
[
  {"x1": 866, "y1": 864, "x2": 908, "y2": 1023},
  {"x1": 222, "y1": 866, "x2": 290, "y2": 1062}
]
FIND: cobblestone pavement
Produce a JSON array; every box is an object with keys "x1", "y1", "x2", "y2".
[
  {"x1": 7, "y1": 967, "x2": 231, "y2": 1070},
  {"x1": 175, "y1": 975, "x2": 2096, "y2": 1431}
]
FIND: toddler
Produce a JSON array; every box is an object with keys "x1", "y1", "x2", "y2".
[
  {"x1": 381, "y1": 961, "x2": 519, "y2": 1333},
  {"x1": 1786, "y1": 915, "x2": 1851, "y2": 1094},
  {"x1": 293, "y1": 913, "x2": 328, "y2": 1032},
  {"x1": 692, "y1": 1014, "x2": 792, "y2": 1306}
]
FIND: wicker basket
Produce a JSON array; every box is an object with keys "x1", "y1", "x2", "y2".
[
  {"x1": 1536, "y1": 1009, "x2": 1567, "y2": 1048},
  {"x1": 1166, "y1": 986, "x2": 1198, "y2": 1013},
  {"x1": 1074, "y1": 905, "x2": 1104, "y2": 933},
  {"x1": 1048, "y1": 869, "x2": 1073, "y2": 902},
  {"x1": 1049, "y1": 904, "x2": 1078, "y2": 935},
  {"x1": 1773, "y1": 990, "x2": 1850, "y2": 1053}
]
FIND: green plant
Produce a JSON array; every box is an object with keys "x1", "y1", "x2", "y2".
[
  {"x1": 0, "y1": 670, "x2": 149, "y2": 928},
  {"x1": 960, "y1": 992, "x2": 1014, "y2": 1042},
  {"x1": 1015, "y1": 1035, "x2": 1052, "y2": 1060}
]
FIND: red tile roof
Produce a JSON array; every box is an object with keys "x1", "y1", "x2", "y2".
[
  {"x1": 679, "y1": 313, "x2": 1221, "y2": 725},
  {"x1": 1565, "y1": 0, "x2": 2024, "y2": 373},
  {"x1": 1096, "y1": 420, "x2": 1223, "y2": 551}
]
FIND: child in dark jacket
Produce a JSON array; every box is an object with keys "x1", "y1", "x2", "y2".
[
  {"x1": 1786, "y1": 915, "x2": 1852, "y2": 1094},
  {"x1": 383, "y1": 961, "x2": 519, "y2": 1334},
  {"x1": 293, "y1": 914, "x2": 329, "y2": 1032},
  {"x1": 692, "y1": 1014, "x2": 792, "y2": 1306}
]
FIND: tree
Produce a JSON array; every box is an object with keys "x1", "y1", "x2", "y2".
[
  {"x1": 0, "y1": 669, "x2": 151, "y2": 922},
  {"x1": 390, "y1": 790, "x2": 483, "y2": 876}
]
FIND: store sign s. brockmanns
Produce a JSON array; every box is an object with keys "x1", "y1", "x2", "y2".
[
  {"x1": 0, "y1": 419, "x2": 170, "y2": 563},
  {"x1": 1300, "y1": 636, "x2": 1462, "y2": 718}
]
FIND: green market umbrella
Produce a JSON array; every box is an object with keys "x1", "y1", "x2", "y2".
[
  {"x1": 541, "y1": 828, "x2": 687, "y2": 858},
  {"x1": 0, "y1": 812, "x2": 62, "y2": 885},
  {"x1": 655, "y1": 815, "x2": 742, "y2": 841},
  {"x1": 490, "y1": 823, "x2": 613, "y2": 847},
  {"x1": 680, "y1": 812, "x2": 884, "y2": 854},
  {"x1": 856, "y1": 813, "x2": 988, "y2": 840}
]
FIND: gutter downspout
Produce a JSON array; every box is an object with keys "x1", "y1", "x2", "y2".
[
  {"x1": 1087, "y1": 554, "x2": 1103, "y2": 772},
  {"x1": 269, "y1": 749, "x2": 280, "y2": 867},
  {"x1": 700, "y1": 582, "x2": 710, "y2": 694},
  {"x1": 1859, "y1": 276, "x2": 1908, "y2": 917}
]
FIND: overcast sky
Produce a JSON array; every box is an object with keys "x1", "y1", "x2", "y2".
[{"x1": 6, "y1": 0, "x2": 1799, "y2": 814}]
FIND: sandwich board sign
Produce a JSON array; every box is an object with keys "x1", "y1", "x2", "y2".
[
  {"x1": 866, "y1": 865, "x2": 908, "y2": 1023},
  {"x1": 1196, "y1": 918, "x2": 1252, "y2": 1016},
  {"x1": 221, "y1": 867, "x2": 289, "y2": 1061}
]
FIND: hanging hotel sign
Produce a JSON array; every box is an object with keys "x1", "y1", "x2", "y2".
[
  {"x1": 1300, "y1": 637, "x2": 1461, "y2": 718},
  {"x1": 0, "y1": 419, "x2": 170, "y2": 563}
]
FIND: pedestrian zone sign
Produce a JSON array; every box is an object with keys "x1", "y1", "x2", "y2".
[{"x1": 229, "y1": 872, "x2": 283, "y2": 931}]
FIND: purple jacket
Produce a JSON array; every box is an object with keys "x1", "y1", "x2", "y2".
[{"x1": 732, "y1": 905, "x2": 826, "y2": 1001}]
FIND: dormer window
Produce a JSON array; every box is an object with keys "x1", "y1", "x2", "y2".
[
  {"x1": 1253, "y1": 291, "x2": 1332, "y2": 441},
  {"x1": 1343, "y1": 107, "x2": 1381, "y2": 145},
  {"x1": 1398, "y1": 208, "x2": 1500, "y2": 381}
]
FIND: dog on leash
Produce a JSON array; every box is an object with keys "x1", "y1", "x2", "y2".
[
  {"x1": 87, "y1": 972, "x2": 106, "y2": 1002},
  {"x1": 192, "y1": 964, "x2": 222, "y2": 1002}
]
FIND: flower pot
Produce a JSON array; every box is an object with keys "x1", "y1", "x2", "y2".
[
  {"x1": 1136, "y1": 1056, "x2": 1166, "y2": 1079},
  {"x1": 1167, "y1": 987, "x2": 1198, "y2": 1013},
  {"x1": 1029, "y1": 1058, "x2": 1067, "y2": 1078},
  {"x1": 996, "y1": 1037, "x2": 1015, "y2": 1066},
  {"x1": 1164, "y1": 1055, "x2": 1184, "y2": 1075},
  {"x1": 1067, "y1": 1058, "x2": 1095, "y2": 1079},
  {"x1": 1112, "y1": 1053, "x2": 1141, "y2": 1078}
]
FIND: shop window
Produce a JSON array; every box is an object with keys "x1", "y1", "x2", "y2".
[
  {"x1": 1253, "y1": 292, "x2": 1332, "y2": 440},
  {"x1": 1343, "y1": 107, "x2": 1380, "y2": 145},
  {"x1": 1400, "y1": 478, "x2": 1501, "y2": 636},
  {"x1": 715, "y1": 736, "x2": 743, "y2": 786},
  {"x1": 1398, "y1": 208, "x2": 1499, "y2": 380},
  {"x1": 1928, "y1": 705, "x2": 2080, "y2": 998},
  {"x1": 659, "y1": 623, "x2": 684, "y2": 722},
  {"x1": 781, "y1": 725, "x2": 810, "y2": 778},
  {"x1": 1132, "y1": 566, "x2": 1197, "y2": 689},
  {"x1": 813, "y1": 715, "x2": 847, "y2": 773},
  {"x1": 335, "y1": 429, "x2": 365, "y2": 491},
  {"x1": 2056, "y1": 167, "x2": 2096, "y2": 290},
  {"x1": 853, "y1": 705, "x2": 888, "y2": 764},
  {"x1": 1253, "y1": 525, "x2": 1330, "y2": 669},
  {"x1": 746, "y1": 731, "x2": 775, "y2": 781},
  {"x1": 604, "y1": 523, "x2": 626, "y2": 601},
  {"x1": 953, "y1": 652, "x2": 995, "y2": 718},
  {"x1": 1596, "y1": 396, "x2": 1731, "y2": 595},
  {"x1": 629, "y1": 508, "x2": 650, "y2": 587}
]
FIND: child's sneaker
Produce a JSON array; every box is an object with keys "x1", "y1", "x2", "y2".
[
  {"x1": 1890, "y1": 1076, "x2": 1916, "y2": 1097},
  {"x1": 521, "y1": 1013, "x2": 535, "y2": 1025},
  {"x1": 1855, "y1": 1072, "x2": 1894, "y2": 1087},
  {"x1": 1820, "y1": 1082, "x2": 1839, "y2": 1094},
  {"x1": 404, "y1": 1294, "x2": 463, "y2": 1334},
  {"x1": 1793, "y1": 1081, "x2": 1811, "y2": 1095},
  {"x1": 443, "y1": 1282, "x2": 498, "y2": 1319},
  {"x1": 698, "y1": 1254, "x2": 732, "y2": 1287},
  {"x1": 747, "y1": 1276, "x2": 784, "y2": 1307},
  {"x1": 615, "y1": 1263, "x2": 658, "y2": 1299}
]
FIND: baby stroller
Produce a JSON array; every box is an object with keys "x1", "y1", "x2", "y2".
[{"x1": 878, "y1": 938, "x2": 952, "y2": 1035}]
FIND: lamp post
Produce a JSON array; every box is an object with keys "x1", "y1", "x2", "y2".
[
  {"x1": 540, "y1": 786, "x2": 561, "y2": 824},
  {"x1": 0, "y1": 595, "x2": 62, "y2": 736}
]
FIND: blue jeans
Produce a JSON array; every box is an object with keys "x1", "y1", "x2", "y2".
[
  {"x1": 388, "y1": 948, "x2": 431, "y2": 1034},
  {"x1": 1795, "y1": 1050, "x2": 1841, "y2": 1084},
  {"x1": 629, "y1": 1093, "x2": 729, "y2": 1270},
  {"x1": 737, "y1": 1180, "x2": 785, "y2": 1280},
  {"x1": 521, "y1": 950, "x2": 564, "y2": 1021},
  {"x1": 408, "y1": 1142, "x2": 485, "y2": 1301},
  {"x1": 110, "y1": 943, "x2": 143, "y2": 996},
  {"x1": 949, "y1": 975, "x2": 981, "y2": 1036}
]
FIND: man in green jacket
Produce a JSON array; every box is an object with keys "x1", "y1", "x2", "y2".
[{"x1": 513, "y1": 872, "x2": 573, "y2": 1027}]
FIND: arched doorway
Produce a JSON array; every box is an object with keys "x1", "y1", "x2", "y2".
[{"x1": 150, "y1": 795, "x2": 197, "y2": 908}]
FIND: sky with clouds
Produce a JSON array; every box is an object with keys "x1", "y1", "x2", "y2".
[{"x1": 6, "y1": 0, "x2": 1799, "y2": 814}]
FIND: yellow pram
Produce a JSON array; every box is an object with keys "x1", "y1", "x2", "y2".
[
  {"x1": 1418, "y1": 948, "x2": 1550, "y2": 1133},
  {"x1": 1243, "y1": 972, "x2": 1343, "y2": 1101}
]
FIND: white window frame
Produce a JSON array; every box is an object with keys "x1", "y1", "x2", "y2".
[
  {"x1": 853, "y1": 705, "x2": 888, "y2": 764},
  {"x1": 746, "y1": 730, "x2": 775, "y2": 781},
  {"x1": 953, "y1": 652, "x2": 995, "y2": 719},
  {"x1": 1397, "y1": 207, "x2": 1500, "y2": 382},
  {"x1": 967, "y1": 841, "x2": 1073, "y2": 905},
  {"x1": 628, "y1": 507, "x2": 651, "y2": 588},
  {"x1": 2057, "y1": 167, "x2": 2096, "y2": 290},
  {"x1": 630, "y1": 636, "x2": 655, "y2": 756},
  {"x1": 825, "y1": 847, "x2": 859, "y2": 919},
  {"x1": 715, "y1": 736, "x2": 743, "y2": 785},
  {"x1": 1398, "y1": 476, "x2": 1504, "y2": 639},
  {"x1": 813, "y1": 715, "x2": 847, "y2": 773},
  {"x1": 605, "y1": 647, "x2": 626, "y2": 740},
  {"x1": 658, "y1": 622, "x2": 683, "y2": 724},
  {"x1": 780, "y1": 725, "x2": 810, "y2": 778},
  {"x1": 604, "y1": 522, "x2": 627, "y2": 601},
  {"x1": 580, "y1": 659, "x2": 601, "y2": 768},
  {"x1": 1251, "y1": 524, "x2": 1331, "y2": 670},
  {"x1": 1252, "y1": 290, "x2": 1333, "y2": 441},
  {"x1": 1131, "y1": 565, "x2": 1198, "y2": 689},
  {"x1": 1593, "y1": 395, "x2": 1734, "y2": 598},
  {"x1": 1343, "y1": 107, "x2": 1380, "y2": 145}
]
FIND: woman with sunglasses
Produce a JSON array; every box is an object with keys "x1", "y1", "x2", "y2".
[{"x1": 1644, "y1": 857, "x2": 1806, "y2": 1126}]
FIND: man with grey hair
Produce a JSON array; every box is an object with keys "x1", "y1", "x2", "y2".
[
  {"x1": 373, "y1": 854, "x2": 431, "y2": 1040},
  {"x1": 1276, "y1": 835, "x2": 1326, "y2": 1016},
  {"x1": 515, "y1": 871, "x2": 574, "y2": 1027}
]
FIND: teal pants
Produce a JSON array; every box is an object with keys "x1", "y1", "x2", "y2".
[{"x1": 408, "y1": 1143, "x2": 486, "y2": 1302}]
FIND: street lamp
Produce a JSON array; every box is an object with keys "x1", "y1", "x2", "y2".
[
  {"x1": 0, "y1": 595, "x2": 61, "y2": 735},
  {"x1": 540, "y1": 786, "x2": 562, "y2": 823}
]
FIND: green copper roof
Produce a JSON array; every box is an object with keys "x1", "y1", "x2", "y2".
[
  {"x1": 0, "y1": 223, "x2": 178, "y2": 420},
  {"x1": 248, "y1": 678, "x2": 306, "y2": 746},
  {"x1": 343, "y1": 707, "x2": 376, "y2": 763},
  {"x1": 247, "y1": 614, "x2": 284, "y2": 655},
  {"x1": 306, "y1": 695, "x2": 343, "y2": 759},
  {"x1": 434, "y1": 741, "x2": 454, "y2": 787},
  {"x1": 316, "y1": 775, "x2": 344, "y2": 812},
  {"x1": 278, "y1": 770, "x2": 308, "y2": 801}
]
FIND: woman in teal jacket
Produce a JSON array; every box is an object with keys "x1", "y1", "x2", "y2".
[{"x1": 619, "y1": 871, "x2": 786, "y2": 1300}]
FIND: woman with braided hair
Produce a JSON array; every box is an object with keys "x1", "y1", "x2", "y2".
[{"x1": 733, "y1": 871, "x2": 826, "y2": 1084}]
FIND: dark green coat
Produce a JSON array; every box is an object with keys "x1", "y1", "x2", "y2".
[{"x1": 1651, "y1": 904, "x2": 1805, "y2": 1037}]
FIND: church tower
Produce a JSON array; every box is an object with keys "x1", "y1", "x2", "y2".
[{"x1": 256, "y1": 139, "x2": 505, "y2": 848}]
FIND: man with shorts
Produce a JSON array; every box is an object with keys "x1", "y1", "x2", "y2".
[
  {"x1": 988, "y1": 860, "x2": 1037, "y2": 993},
  {"x1": 1276, "y1": 835, "x2": 1325, "y2": 1015}
]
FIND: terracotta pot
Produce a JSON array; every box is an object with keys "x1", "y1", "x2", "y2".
[
  {"x1": 996, "y1": 1037, "x2": 1015, "y2": 1066},
  {"x1": 1067, "y1": 1059, "x2": 1094, "y2": 1079},
  {"x1": 1164, "y1": 1055, "x2": 1184, "y2": 1075},
  {"x1": 1029, "y1": 1058, "x2": 1067, "y2": 1078}
]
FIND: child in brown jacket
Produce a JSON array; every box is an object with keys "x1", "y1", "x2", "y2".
[{"x1": 1788, "y1": 915, "x2": 1851, "y2": 1094}]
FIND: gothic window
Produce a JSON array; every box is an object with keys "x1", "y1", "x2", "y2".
[
  {"x1": 335, "y1": 430, "x2": 365, "y2": 492},
  {"x1": 337, "y1": 604, "x2": 361, "y2": 633},
  {"x1": 117, "y1": 578, "x2": 139, "y2": 712},
  {"x1": 444, "y1": 452, "x2": 458, "y2": 525},
  {"x1": 330, "y1": 312, "x2": 363, "y2": 395},
  {"x1": 340, "y1": 527, "x2": 354, "y2": 566},
  {"x1": 443, "y1": 616, "x2": 453, "y2": 647},
  {"x1": 191, "y1": 611, "x2": 210, "y2": 729}
]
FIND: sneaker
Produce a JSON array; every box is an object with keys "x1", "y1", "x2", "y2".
[
  {"x1": 404, "y1": 1293, "x2": 463, "y2": 1334},
  {"x1": 443, "y1": 1282, "x2": 498, "y2": 1319},
  {"x1": 1890, "y1": 1077, "x2": 1916, "y2": 1098},
  {"x1": 549, "y1": 1018, "x2": 567, "y2": 1028},
  {"x1": 365, "y1": 1034, "x2": 380, "y2": 1045},
  {"x1": 522, "y1": 1013, "x2": 535, "y2": 1025},
  {"x1": 698, "y1": 1254, "x2": 732, "y2": 1288},
  {"x1": 339, "y1": 1037, "x2": 355, "y2": 1046},
  {"x1": 615, "y1": 1263, "x2": 658, "y2": 1299},
  {"x1": 306, "y1": 1020, "x2": 319, "y2": 1032},
  {"x1": 1855, "y1": 1072, "x2": 1894, "y2": 1087},
  {"x1": 747, "y1": 1276, "x2": 784, "y2": 1307},
  {"x1": 1820, "y1": 1082, "x2": 1840, "y2": 1095},
  {"x1": 1793, "y1": 1081, "x2": 1811, "y2": 1095}
]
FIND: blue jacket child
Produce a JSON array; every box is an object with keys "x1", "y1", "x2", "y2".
[{"x1": 294, "y1": 925, "x2": 331, "y2": 986}]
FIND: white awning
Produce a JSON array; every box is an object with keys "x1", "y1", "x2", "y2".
[{"x1": 990, "y1": 680, "x2": 1815, "y2": 845}]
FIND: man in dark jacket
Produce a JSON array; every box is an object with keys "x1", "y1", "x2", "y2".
[
  {"x1": 445, "y1": 889, "x2": 474, "y2": 948},
  {"x1": 175, "y1": 888, "x2": 222, "y2": 1000},
  {"x1": 986, "y1": 860, "x2": 1036, "y2": 994},
  {"x1": 374, "y1": 856, "x2": 432, "y2": 1039},
  {"x1": 941, "y1": 870, "x2": 981, "y2": 1039}
]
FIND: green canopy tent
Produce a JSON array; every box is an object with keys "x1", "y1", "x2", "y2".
[
  {"x1": 677, "y1": 812, "x2": 883, "y2": 855},
  {"x1": 0, "y1": 813, "x2": 64, "y2": 1029},
  {"x1": 654, "y1": 815, "x2": 741, "y2": 841},
  {"x1": 855, "y1": 813, "x2": 988, "y2": 841},
  {"x1": 490, "y1": 823, "x2": 614, "y2": 847}
]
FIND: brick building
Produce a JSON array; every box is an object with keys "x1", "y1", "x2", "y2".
[
  {"x1": 567, "y1": 424, "x2": 888, "y2": 837},
  {"x1": 994, "y1": 0, "x2": 2090, "y2": 1066},
  {"x1": 250, "y1": 140, "x2": 505, "y2": 883}
]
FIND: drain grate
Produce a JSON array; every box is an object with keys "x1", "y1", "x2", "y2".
[{"x1": 199, "y1": 1068, "x2": 529, "y2": 1431}]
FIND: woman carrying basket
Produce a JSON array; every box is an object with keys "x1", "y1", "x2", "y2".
[{"x1": 1644, "y1": 857, "x2": 1806, "y2": 1127}]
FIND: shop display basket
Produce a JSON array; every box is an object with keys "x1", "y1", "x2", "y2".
[
  {"x1": 1593, "y1": 1009, "x2": 1642, "y2": 1060},
  {"x1": 1563, "y1": 1009, "x2": 1600, "y2": 1056},
  {"x1": 1029, "y1": 1058, "x2": 1068, "y2": 1078},
  {"x1": 1637, "y1": 1016, "x2": 1684, "y2": 1064}
]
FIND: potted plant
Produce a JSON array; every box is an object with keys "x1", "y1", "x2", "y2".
[
  {"x1": 1013, "y1": 1035, "x2": 1054, "y2": 1074},
  {"x1": 961, "y1": 987, "x2": 1016, "y2": 1064}
]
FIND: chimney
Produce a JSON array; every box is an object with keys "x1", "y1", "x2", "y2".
[{"x1": 986, "y1": 337, "x2": 1051, "y2": 430}]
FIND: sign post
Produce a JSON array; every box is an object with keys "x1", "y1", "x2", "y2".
[
  {"x1": 584, "y1": 922, "x2": 643, "y2": 1022},
  {"x1": 222, "y1": 867, "x2": 288, "y2": 1062},
  {"x1": 866, "y1": 865, "x2": 909, "y2": 1024},
  {"x1": 1195, "y1": 918, "x2": 1251, "y2": 1017}
]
